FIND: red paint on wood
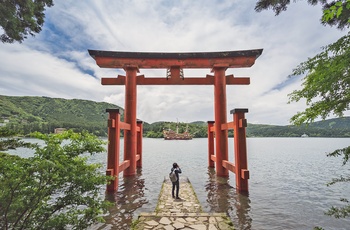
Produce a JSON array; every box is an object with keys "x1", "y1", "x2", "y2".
[
  {"x1": 232, "y1": 110, "x2": 249, "y2": 193},
  {"x1": 222, "y1": 160, "x2": 236, "y2": 173},
  {"x1": 207, "y1": 121, "x2": 215, "y2": 168},
  {"x1": 123, "y1": 67, "x2": 138, "y2": 176},
  {"x1": 93, "y1": 55, "x2": 258, "y2": 69},
  {"x1": 137, "y1": 121, "x2": 143, "y2": 168},
  {"x1": 119, "y1": 160, "x2": 130, "y2": 173},
  {"x1": 213, "y1": 67, "x2": 229, "y2": 177},
  {"x1": 101, "y1": 75, "x2": 250, "y2": 86},
  {"x1": 119, "y1": 122, "x2": 131, "y2": 130},
  {"x1": 106, "y1": 110, "x2": 121, "y2": 192},
  {"x1": 95, "y1": 50, "x2": 262, "y2": 194},
  {"x1": 241, "y1": 169, "x2": 250, "y2": 180}
]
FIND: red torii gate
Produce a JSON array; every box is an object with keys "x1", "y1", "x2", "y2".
[{"x1": 88, "y1": 49, "x2": 263, "y2": 193}]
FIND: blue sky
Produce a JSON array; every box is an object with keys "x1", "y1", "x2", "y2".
[{"x1": 0, "y1": 0, "x2": 347, "y2": 125}]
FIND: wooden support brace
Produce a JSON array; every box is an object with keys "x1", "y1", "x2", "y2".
[
  {"x1": 241, "y1": 169, "x2": 250, "y2": 179},
  {"x1": 106, "y1": 168, "x2": 114, "y2": 176},
  {"x1": 106, "y1": 168, "x2": 118, "y2": 191},
  {"x1": 118, "y1": 160, "x2": 130, "y2": 173},
  {"x1": 107, "y1": 119, "x2": 115, "y2": 128},
  {"x1": 210, "y1": 126, "x2": 215, "y2": 132},
  {"x1": 221, "y1": 121, "x2": 235, "y2": 130},
  {"x1": 136, "y1": 120, "x2": 143, "y2": 168},
  {"x1": 207, "y1": 121, "x2": 215, "y2": 168},
  {"x1": 101, "y1": 75, "x2": 126, "y2": 85},
  {"x1": 119, "y1": 122, "x2": 131, "y2": 130},
  {"x1": 211, "y1": 155, "x2": 216, "y2": 162},
  {"x1": 222, "y1": 160, "x2": 236, "y2": 173},
  {"x1": 239, "y1": 119, "x2": 247, "y2": 128}
]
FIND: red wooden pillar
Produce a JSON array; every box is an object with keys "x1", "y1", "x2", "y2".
[
  {"x1": 124, "y1": 66, "x2": 138, "y2": 176},
  {"x1": 213, "y1": 67, "x2": 228, "y2": 177},
  {"x1": 137, "y1": 120, "x2": 143, "y2": 168},
  {"x1": 231, "y1": 108, "x2": 249, "y2": 193},
  {"x1": 207, "y1": 121, "x2": 215, "y2": 168},
  {"x1": 106, "y1": 109, "x2": 121, "y2": 192}
]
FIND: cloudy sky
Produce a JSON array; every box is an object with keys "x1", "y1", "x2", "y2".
[{"x1": 0, "y1": 0, "x2": 347, "y2": 125}]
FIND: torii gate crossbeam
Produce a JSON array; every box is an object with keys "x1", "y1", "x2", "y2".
[{"x1": 89, "y1": 49, "x2": 263, "y2": 193}]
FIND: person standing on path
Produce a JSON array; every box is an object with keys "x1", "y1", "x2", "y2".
[{"x1": 171, "y1": 162, "x2": 182, "y2": 199}]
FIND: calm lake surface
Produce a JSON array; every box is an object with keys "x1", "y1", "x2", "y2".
[{"x1": 10, "y1": 137, "x2": 350, "y2": 229}]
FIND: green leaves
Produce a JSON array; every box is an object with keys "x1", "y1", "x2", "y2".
[
  {"x1": 324, "y1": 146, "x2": 350, "y2": 220},
  {"x1": 0, "y1": 131, "x2": 111, "y2": 230},
  {"x1": 255, "y1": 0, "x2": 350, "y2": 226},
  {"x1": 288, "y1": 32, "x2": 350, "y2": 125},
  {"x1": 325, "y1": 203, "x2": 350, "y2": 219},
  {"x1": 255, "y1": 0, "x2": 350, "y2": 29},
  {"x1": 327, "y1": 146, "x2": 350, "y2": 165},
  {"x1": 322, "y1": 0, "x2": 350, "y2": 25},
  {"x1": 0, "y1": 0, "x2": 54, "y2": 43}
]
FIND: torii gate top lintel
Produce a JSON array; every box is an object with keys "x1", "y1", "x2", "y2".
[{"x1": 88, "y1": 49, "x2": 263, "y2": 69}]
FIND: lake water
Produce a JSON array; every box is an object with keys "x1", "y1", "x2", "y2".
[{"x1": 9, "y1": 137, "x2": 350, "y2": 229}]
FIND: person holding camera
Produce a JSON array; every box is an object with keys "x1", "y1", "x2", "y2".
[{"x1": 171, "y1": 162, "x2": 182, "y2": 199}]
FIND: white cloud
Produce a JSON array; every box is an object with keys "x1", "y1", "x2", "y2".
[{"x1": 0, "y1": 0, "x2": 347, "y2": 125}]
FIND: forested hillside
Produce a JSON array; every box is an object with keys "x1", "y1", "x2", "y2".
[
  {"x1": 1, "y1": 95, "x2": 350, "y2": 137},
  {"x1": 0, "y1": 95, "x2": 122, "y2": 136},
  {"x1": 247, "y1": 119, "x2": 350, "y2": 137}
]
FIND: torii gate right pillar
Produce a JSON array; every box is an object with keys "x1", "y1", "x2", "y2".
[{"x1": 213, "y1": 67, "x2": 229, "y2": 177}]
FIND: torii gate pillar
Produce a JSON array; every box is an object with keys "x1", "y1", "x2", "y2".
[
  {"x1": 124, "y1": 66, "x2": 138, "y2": 176},
  {"x1": 213, "y1": 67, "x2": 229, "y2": 177}
]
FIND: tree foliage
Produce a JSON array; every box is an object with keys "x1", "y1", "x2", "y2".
[
  {"x1": 0, "y1": 0, "x2": 54, "y2": 43},
  {"x1": 255, "y1": 0, "x2": 350, "y2": 125},
  {"x1": 323, "y1": 146, "x2": 350, "y2": 220},
  {"x1": 255, "y1": 0, "x2": 350, "y2": 225},
  {"x1": 255, "y1": 0, "x2": 350, "y2": 30},
  {"x1": 322, "y1": 0, "x2": 350, "y2": 29},
  {"x1": 0, "y1": 130, "x2": 111, "y2": 229},
  {"x1": 288, "y1": 32, "x2": 350, "y2": 125}
]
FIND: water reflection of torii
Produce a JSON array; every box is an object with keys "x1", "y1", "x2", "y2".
[{"x1": 88, "y1": 49, "x2": 263, "y2": 194}]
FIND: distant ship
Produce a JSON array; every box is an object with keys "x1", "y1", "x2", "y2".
[
  {"x1": 301, "y1": 133, "x2": 309, "y2": 138},
  {"x1": 163, "y1": 123, "x2": 192, "y2": 140}
]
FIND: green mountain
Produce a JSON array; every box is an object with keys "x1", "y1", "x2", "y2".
[
  {"x1": 247, "y1": 118, "x2": 350, "y2": 137},
  {"x1": 0, "y1": 95, "x2": 122, "y2": 136},
  {"x1": 1, "y1": 95, "x2": 350, "y2": 137}
]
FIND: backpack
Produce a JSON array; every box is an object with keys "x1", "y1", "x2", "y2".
[{"x1": 169, "y1": 170, "x2": 177, "y2": 182}]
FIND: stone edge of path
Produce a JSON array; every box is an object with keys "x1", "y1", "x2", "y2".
[{"x1": 130, "y1": 177, "x2": 235, "y2": 229}]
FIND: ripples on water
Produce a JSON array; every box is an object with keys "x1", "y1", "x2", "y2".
[{"x1": 10, "y1": 137, "x2": 350, "y2": 229}]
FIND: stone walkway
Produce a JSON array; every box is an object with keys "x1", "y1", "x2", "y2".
[{"x1": 132, "y1": 177, "x2": 234, "y2": 230}]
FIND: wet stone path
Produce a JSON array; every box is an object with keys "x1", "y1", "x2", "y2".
[{"x1": 132, "y1": 177, "x2": 234, "y2": 230}]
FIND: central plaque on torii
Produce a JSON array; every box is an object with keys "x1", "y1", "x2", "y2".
[{"x1": 89, "y1": 49, "x2": 263, "y2": 193}]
